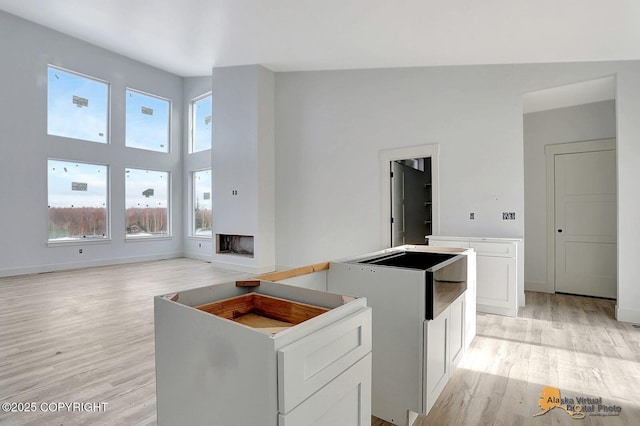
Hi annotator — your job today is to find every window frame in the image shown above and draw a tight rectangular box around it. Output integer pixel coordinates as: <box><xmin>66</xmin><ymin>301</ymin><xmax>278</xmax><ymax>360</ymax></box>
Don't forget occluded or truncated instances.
<box><xmin>124</xmin><ymin>167</ymin><xmax>172</xmax><ymax>239</ymax></box>
<box><xmin>191</xmin><ymin>169</ymin><xmax>212</xmax><ymax>238</ymax></box>
<box><xmin>47</xmin><ymin>65</ymin><xmax>111</xmax><ymax>144</ymax></box>
<box><xmin>47</xmin><ymin>158</ymin><xmax>111</xmax><ymax>245</ymax></box>
<box><xmin>189</xmin><ymin>92</ymin><xmax>212</xmax><ymax>154</ymax></box>
<box><xmin>125</xmin><ymin>87</ymin><xmax>172</xmax><ymax>153</ymax></box>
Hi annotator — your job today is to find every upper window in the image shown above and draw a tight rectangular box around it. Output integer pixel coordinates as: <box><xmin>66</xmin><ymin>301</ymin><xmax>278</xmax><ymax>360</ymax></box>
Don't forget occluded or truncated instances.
<box><xmin>192</xmin><ymin>169</ymin><xmax>212</xmax><ymax>237</ymax></box>
<box><xmin>125</xmin><ymin>168</ymin><xmax>170</xmax><ymax>237</ymax></box>
<box><xmin>48</xmin><ymin>159</ymin><xmax>108</xmax><ymax>241</ymax></box>
<box><xmin>126</xmin><ymin>89</ymin><xmax>170</xmax><ymax>153</ymax></box>
<box><xmin>47</xmin><ymin>66</ymin><xmax>109</xmax><ymax>143</ymax></box>
<box><xmin>190</xmin><ymin>93</ymin><xmax>212</xmax><ymax>153</ymax></box>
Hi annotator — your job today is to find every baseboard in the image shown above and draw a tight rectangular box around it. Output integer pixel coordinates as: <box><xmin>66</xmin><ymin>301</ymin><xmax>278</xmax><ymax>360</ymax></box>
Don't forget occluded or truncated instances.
<box><xmin>183</xmin><ymin>252</ymin><xmax>213</xmax><ymax>262</ymax></box>
<box><xmin>616</xmin><ymin>306</ymin><xmax>640</xmax><ymax>324</ymax></box>
<box><xmin>0</xmin><ymin>253</ymin><xmax>183</xmax><ymax>278</ymax></box>
<box><xmin>211</xmin><ymin>260</ymin><xmax>274</xmax><ymax>275</ymax></box>
<box><xmin>525</xmin><ymin>280</ymin><xmax>551</xmax><ymax>293</ymax></box>
<box><xmin>477</xmin><ymin>303</ymin><xmax>518</xmax><ymax>317</ymax></box>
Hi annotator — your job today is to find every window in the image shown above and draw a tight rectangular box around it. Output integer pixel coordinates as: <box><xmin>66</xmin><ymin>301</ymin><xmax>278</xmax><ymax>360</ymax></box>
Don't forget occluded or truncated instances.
<box><xmin>48</xmin><ymin>160</ymin><xmax>108</xmax><ymax>241</ymax></box>
<box><xmin>47</xmin><ymin>66</ymin><xmax>109</xmax><ymax>143</ymax></box>
<box><xmin>192</xmin><ymin>170</ymin><xmax>212</xmax><ymax>237</ymax></box>
<box><xmin>125</xmin><ymin>168</ymin><xmax>169</xmax><ymax>237</ymax></box>
<box><xmin>126</xmin><ymin>89</ymin><xmax>170</xmax><ymax>152</ymax></box>
<box><xmin>190</xmin><ymin>93</ymin><xmax>212</xmax><ymax>153</ymax></box>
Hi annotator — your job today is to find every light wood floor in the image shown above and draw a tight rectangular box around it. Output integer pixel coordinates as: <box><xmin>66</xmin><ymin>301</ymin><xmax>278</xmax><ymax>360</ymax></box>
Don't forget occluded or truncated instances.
<box><xmin>1</xmin><ymin>259</ymin><xmax>639</xmax><ymax>425</ymax></box>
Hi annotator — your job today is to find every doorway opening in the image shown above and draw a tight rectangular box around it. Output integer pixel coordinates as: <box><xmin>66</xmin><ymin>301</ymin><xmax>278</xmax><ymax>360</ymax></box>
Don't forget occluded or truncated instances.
<box><xmin>391</xmin><ymin>158</ymin><xmax>432</xmax><ymax>246</ymax></box>
<box><xmin>522</xmin><ymin>75</ymin><xmax>617</xmax><ymax>299</ymax></box>
<box><xmin>379</xmin><ymin>144</ymin><xmax>439</xmax><ymax>248</ymax></box>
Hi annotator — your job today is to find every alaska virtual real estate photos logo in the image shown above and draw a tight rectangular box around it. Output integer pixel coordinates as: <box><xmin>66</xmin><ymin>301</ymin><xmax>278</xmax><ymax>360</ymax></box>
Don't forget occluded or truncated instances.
<box><xmin>534</xmin><ymin>386</ymin><xmax>622</xmax><ymax>419</ymax></box>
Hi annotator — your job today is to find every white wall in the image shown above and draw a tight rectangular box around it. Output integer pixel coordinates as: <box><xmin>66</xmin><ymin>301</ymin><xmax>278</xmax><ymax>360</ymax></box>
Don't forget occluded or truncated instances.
<box><xmin>275</xmin><ymin>62</ymin><xmax>640</xmax><ymax>323</ymax></box>
<box><xmin>0</xmin><ymin>11</ymin><xmax>184</xmax><ymax>276</ymax></box>
<box><xmin>275</xmin><ymin>65</ymin><xmax>528</xmax><ymax>267</ymax></box>
<box><xmin>523</xmin><ymin>100</ymin><xmax>616</xmax><ymax>291</ymax></box>
<box><xmin>183</xmin><ymin>76</ymin><xmax>213</xmax><ymax>261</ymax></box>
<box><xmin>3</xmin><ymin>9</ymin><xmax>640</xmax><ymax>322</ymax></box>
<box><xmin>211</xmin><ymin>65</ymin><xmax>275</xmax><ymax>273</ymax></box>
<box><xmin>615</xmin><ymin>68</ymin><xmax>640</xmax><ymax>323</ymax></box>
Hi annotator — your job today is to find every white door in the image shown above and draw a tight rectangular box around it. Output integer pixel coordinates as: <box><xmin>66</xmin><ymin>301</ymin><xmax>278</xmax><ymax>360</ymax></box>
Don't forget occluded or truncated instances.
<box><xmin>391</xmin><ymin>162</ymin><xmax>405</xmax><ymax>246</ymax></box>
<box><xmin>554</xmin><ymin>150</ymin><xmax>616</xmax><ymax>298</ymax></box>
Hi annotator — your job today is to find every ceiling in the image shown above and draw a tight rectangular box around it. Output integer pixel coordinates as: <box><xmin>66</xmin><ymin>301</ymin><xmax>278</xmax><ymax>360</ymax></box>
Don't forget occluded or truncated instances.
<box><xmin>1</xmin><ymin>0</ymin><xmax>640</xmax><ymax>77</ymax></box>
<box><xmin>523</xmin><ymin>75</ymin><xmax>616</xmax><ymax>113</ymax></box>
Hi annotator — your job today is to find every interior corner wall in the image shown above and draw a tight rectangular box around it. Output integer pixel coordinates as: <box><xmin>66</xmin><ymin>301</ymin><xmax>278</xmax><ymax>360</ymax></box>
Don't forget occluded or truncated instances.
<box><xmin>0</xmin><ymin>11</ymin><xmax>184</xmax><ymax>276</ymax></box>
<box><xmin>523</xmin><ymin>100</ymin><xmax>616</xmax><ymax>291</ymax></box>
<box><xmin>274</xmin><ymin>61</ymin><xmax>640</xmax><ymax>323</ymax></box>
<box><xmin>614</xmin><ymin>69</ymin><xmax>640</xmax><ymax>323</ymax></box>
<box><xmin>183</xmin><ymin>76</ymin><xmax>213</xmax><ymax>262</ymax></box>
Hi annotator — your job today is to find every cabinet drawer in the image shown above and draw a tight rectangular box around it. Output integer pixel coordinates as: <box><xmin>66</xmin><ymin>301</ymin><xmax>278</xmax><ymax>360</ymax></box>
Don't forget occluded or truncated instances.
<box><xmin>278</xmin><ymin>354</ymin><xmax>372</xmax><ymax>426</ymax></box>
<box><xmin>428</xmin><ymin>239</ymin><xmax>470</xmax><ymax>249</ymax></box>
<box><xmin>469</xmin><ymin>241</ymin><xmax>515</xmax><ymax>257</ymax></box>
<box><xmin>277</xmin><ymin>308</ymin><xmax>372</xmax><ymax>414</ymax></box>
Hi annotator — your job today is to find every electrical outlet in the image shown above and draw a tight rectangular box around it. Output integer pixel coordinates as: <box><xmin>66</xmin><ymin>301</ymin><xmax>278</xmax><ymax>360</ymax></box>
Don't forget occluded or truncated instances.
<box><xmin>79</xmin><ymin>248</ymin><xmax>83</xmax><ymax>254</ymax></box>
<box><xmin>470</xmin><ymin>212</ymin><xmax>475</xmax><ymax>220</ymax></box>
<box><xmin>502</xmin><ymin>212</ymin><xmax>516</xmax><ymax>220</ymax></box>
<box><xmin>198</xmin><ymin>243</ymin><xmax>202</xmax><ymax>248</ymax></box>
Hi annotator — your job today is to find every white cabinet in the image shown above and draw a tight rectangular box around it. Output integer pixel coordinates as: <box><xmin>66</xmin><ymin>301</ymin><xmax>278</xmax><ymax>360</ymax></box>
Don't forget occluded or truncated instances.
<box><xmin>155</xmin><ymin>280</ymin><xmax>372</xmax><ymax>426</ymax></box>
<box><xmin>424</xmin><ymin>294</ymin><xmax>465</xmax><ymax>414</ymax></box>
<box><xmin>429</xmin><ymin>236</ymin><xmax>521</xmax><ymax>317</ymax></box>
<box><xmin>327</xmin><ymin>245</ymin><xmax>475</xmax><ymax>424</ymax></box>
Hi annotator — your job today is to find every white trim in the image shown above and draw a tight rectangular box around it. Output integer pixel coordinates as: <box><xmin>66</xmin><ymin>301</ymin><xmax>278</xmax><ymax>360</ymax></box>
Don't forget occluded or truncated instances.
<box><xmin>187</xmin><ymin>235</ymin><xmax>213</xmax><ymax>241</ymax></box>
<box><xmin>48</xmin><ymin>238</ymin><xmax>112</xmax><ymax>247</ymax></box>
<box><xmin>47</xmin><ymin>64</ymin><xmax>111</xmax><ymax>144</ymax></box>
<box><xmin>184</xmin><ymin>252</ymin><xmax>213</xmax><ymax>262</ymax></box>
<box><xmin>525</xmin><ymin>280</ymin><xmax>548</xmax><ymax>293</ymax></box>
<box><xmin>544</xmin><ymin>138</ymin><xmax>616</xmax><ymax>295</ymax></box>
<box><xmin>189</xmin><ymin>168</ymin><xmax>213</xmax><ymax>238</ymax></box>
<box><xmin>188</xmin><ymin>92</ymin><xmax>213</xmax><ymax>154</ymax></box>
<box><xmin>379</xmin><ymin>144</ymin><xmax>440</xmax><ymax>249</ymax></box>
<box><xmin>0</xmin><ymin>253</ymin><xmax>183</xmax><ymax>278</ymax></box>
<box><xmin>125</xmin><ymin>236</ymin><xmax>173</xmax><ymax>242</ymax></box>
<box><xmin>47</xmin><ymin>158</ymin><xmax>111</xmax><ymax>243</ymax></box>
<box><xmin>124</xmin><ymin>167</ymin><xmax>172</xmax><ymax>238</ymax></box>
<box><xmin>124</xmin><ymin>87</ymin><xmax>172</xmax><ymax>154</ymax></box>
<box><xmin>616</xmin><ymin>306</ymin><xmax>640</xmax><ymax>324</ymax></box>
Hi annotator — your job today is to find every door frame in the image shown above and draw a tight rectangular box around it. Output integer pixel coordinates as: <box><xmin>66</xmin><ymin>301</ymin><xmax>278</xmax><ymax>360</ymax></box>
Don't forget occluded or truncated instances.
<box><xmin>544</xmin><ymin>138</ymin><xmax>616</xmax><ymax>294</ymax></box>
<box><xmin>380</xmin><ymin>144</ymin><xmax>439</xmax><ymax>248</ymax></box>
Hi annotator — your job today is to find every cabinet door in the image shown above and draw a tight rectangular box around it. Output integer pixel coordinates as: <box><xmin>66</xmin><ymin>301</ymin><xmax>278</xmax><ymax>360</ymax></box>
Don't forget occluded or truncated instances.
<box><xmin>424</xmin><ymin>312</ymin><xmax>448</xmax><ymax>414</ymax></box>
<box><xmin>448</xmin><ymin>296</ymin><xmax>465</xmax><ymax>369</ymax></box>
<box><xmin>476</xmin><ymin>255</ymin><xmax>517</xmax><ymax>315</ymax></box>
<box><xmin>464</xmin><ymin>251</ymin><xmax>476</xmax><ymax>347</ymax></box>
<box><xmin>279</xmin><ymin>354</ymin><xmax>372</xmax><ymax>426</ymax></box>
